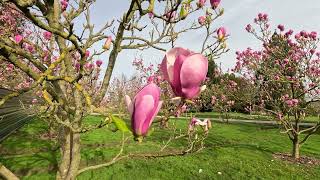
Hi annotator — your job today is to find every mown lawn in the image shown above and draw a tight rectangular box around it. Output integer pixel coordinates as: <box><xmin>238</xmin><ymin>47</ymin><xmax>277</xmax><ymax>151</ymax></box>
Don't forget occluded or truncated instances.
<box><xmin>193</xmin><ymin>111</ymin><xmax>320</xmax><ymax>122</ymax></box>
<box><xmin>1</xmin><ymin>115</ymin><xmax>320</xmax><ymax>180</ymax></box>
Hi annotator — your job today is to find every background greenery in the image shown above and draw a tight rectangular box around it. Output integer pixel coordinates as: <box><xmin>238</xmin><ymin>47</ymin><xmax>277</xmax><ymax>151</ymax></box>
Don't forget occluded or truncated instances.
<box><xmin>1</xmin><ymin>115</ymin><xmax>320</xmax><ymax>179</ymax></box>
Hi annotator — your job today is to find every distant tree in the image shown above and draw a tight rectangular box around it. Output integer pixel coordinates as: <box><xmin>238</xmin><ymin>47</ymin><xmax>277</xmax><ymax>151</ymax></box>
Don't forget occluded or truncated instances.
<box><xmin>0</xmin><ymin>0</ymin><xmax>227</xmax><ymax>179</ymax></box>
<box><xmin>235</xmin><ymin>13</ymin><xmax>320</xmax><ymax>159</ymax></box>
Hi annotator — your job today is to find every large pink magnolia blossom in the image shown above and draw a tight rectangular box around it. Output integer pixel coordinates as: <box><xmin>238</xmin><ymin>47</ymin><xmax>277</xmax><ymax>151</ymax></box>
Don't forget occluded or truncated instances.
<box><xmin>161</xmin><ymin>47</ymin><xmax>208</xmax><ymax>99</ymax></box>
<box><xmin>125</xmin><ymin>83</ymin><xmax>163</xmax><ymax>139</ymax></box>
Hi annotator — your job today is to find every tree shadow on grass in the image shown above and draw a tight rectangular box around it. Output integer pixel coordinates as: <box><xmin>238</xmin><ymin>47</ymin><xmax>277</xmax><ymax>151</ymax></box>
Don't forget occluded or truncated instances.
<box><xmin>204</xmin><ymin>135</ymin><xmax>275</xmax><ymax>155</ymax></box>
<box><xmin>16</xmin><ymin>151</ymin><xmax>58</xmax><ymax>177</ymax></box>
<box><xmin>1</xmin><ymin>139</ymin><xmax>59</xmax><ymax>177</ymax></box>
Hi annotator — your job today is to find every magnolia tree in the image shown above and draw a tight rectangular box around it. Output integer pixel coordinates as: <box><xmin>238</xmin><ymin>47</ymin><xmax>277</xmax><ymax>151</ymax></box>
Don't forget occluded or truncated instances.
<box><xmin>234</xmin><ymin>13</ymin><xmax>320</xmax><ymax>159</ymax></box>
<box><xmin>196</xmin><ymin>70</ymin><xmax>257</xmax><ymax>121</ymax></box>
<box><xmin>0</xmin><ymin>0</ymin><xmax>227</xmax><ymax>179</ymax></box>
<box><xmin>104</xmin><ymin>74</ymin><xmax>143</xmax><ymax>114</ymax></box>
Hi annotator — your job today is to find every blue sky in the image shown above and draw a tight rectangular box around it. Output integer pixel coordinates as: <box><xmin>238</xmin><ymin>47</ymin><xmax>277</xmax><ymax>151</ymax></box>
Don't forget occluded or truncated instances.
<box><xmin>83</xmin><ymin>0</ymin><xmax>320</xmax><ymax>78</ymax></box>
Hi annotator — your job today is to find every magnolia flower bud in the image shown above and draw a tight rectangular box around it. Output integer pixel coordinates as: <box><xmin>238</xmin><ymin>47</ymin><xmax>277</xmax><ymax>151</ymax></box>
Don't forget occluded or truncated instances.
<box><xmin>217</xmin><ymin>27</ymin><xmax>227</xmax><ymax>41</ymax></box>
<box><xmin>210</xmin><ymin>0</ymin><xmax>221</xmax><ymax>9</ymax></box>
<box><xmin>103</xmin><ymin>36</ymin><xmax>112</xmax><ymax>50</ymax></box>
<box><xmin>179</xmin><ymin>5</ymin><xmax>189</xmax><ymax>20</ymax></box>
<box><xmin>125</xmin><ymin>83</ymin><xmax>163</xmax><ymax>139</ymax></box>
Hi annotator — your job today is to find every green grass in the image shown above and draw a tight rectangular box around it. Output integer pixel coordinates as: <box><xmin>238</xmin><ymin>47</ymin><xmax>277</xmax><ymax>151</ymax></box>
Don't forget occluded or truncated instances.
<box><xmin>192</xmin><ymin>111</ymin><xmax>320</xmax><ymax>122</ymax></box>
<box><xmin>1</xmin><ymin>115</ymin><xmax>320</xmax><ymax>179</ymax></box>
<box><xmin>193</xmin><ymin>111</ymin><xmax>271</xmax><ymax>121</ymax></box>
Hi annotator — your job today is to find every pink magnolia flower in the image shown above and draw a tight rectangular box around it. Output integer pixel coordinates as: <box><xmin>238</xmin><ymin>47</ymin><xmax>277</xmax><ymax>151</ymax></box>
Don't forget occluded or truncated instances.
<box><xmin>61</xmin><ymin>0</ymin><xmax>68</xmax><ymax>11</ymax></box>
<box><xmin>292</xmin><ymin>99</ymin><xmax>299</xmax><ymax>104</ymax></box>
<box><xmin>210</xmin><ymin>0</ymin><xmax>221</xmax><ymax>9</ymax></box>
<box><xmin>277</xmin><ymin>112</ymin><xmax>283</xmax><ymax>120</ymax></box>
<box><xmin>309</xmin><ymin>82</ymin><xmax>316</xmax><ymax>88</ymax></box>
<box><xmin>75</xmin><ymin>63</ymin><xmax>80</xmax><ymax>71</ymax></box>
<box><xmin>277</xmin><ymin>24</ymin><xmax>285</xmax><ymax>31</ymax></box>
<box><xmin>160</xmin><ymin>47</ymin><xmax>208</xmax><ymax>99</ymax></box>
<box><xmin>14</xmin><ymin>34</ymin><xmax>23</xmax><ymax>44</ymax></box>
<box><xmin>310</xmin><ymin>31</ymin><xmax>317</xmax><ymax>40</ymax></box>
<box><xmin>285</xmin><ymin>99</ymin><xmax>299</xmax><ymax>107</ymax></box>
<box><xmin>283</xmin><ymin>58</ymin><xmax>289</xmax><ymax>66</ymax></box>
<box><xmin>103</xmin><ymin>36</ymin><xmax>112</xmax><ymax>50</ymax></box>
<box><xmin>198</xmin><ymin>16</ymin><xmax>206</xmax><ymax>25</ymax></box>
<box><xmin>156</xmin><ymin>75</ymin><xmax>162</xmax><ymax>82</ymax></box>
<box><xmin>96</xmin><ymin>60</ymin><xmax>103</xmax><ymax>67</ymax></box>
<box><xmin>6</xmin><ymin>64</ymin><xmax>14</xmax><ymax>73</ymax></box>
<box><xmin>147</xmin><ymin>76</ymin><xmax>154</xmax><ymax>83</ymax></box>
<box><xmin>188</xmin><ymin>117</ymin><xmax>212</xmax><ymax>133</ymax></box>
<box><xmin>300</xmin><ymin>30</ymin><xmax>308</xmax><ymax>38</ymax></box>
<box><xmin>262</xmin><ymin>14</ymin><xmax>268</xmax><ymax>21</ymax></box>
<box><xmin>229</xmin><ymin>80</ymin><xmax>237</xmax><ymax>88</ymax></box>
<box><xmin>274</xmin><ymin>74</ymin><xmax>280</xmax><ymax>80</ymax></box>
<box><xmin>266</xmin><ymin>24</ymin><xmax>270</xmax><ymax>29</ymax></box>
<box><xmin>84</xmin><ymin>63</ymin><xmax>94</xmax><ymax>70</ymax></box>
<box><xmin>32</xmin><ymin>99</ymin><xmax>38</xmax><ymax>104</ymax></box>
<box><xmin>181</xmin><ymin>104</ymin><xmax>187</xmax><ymax>113</ymax></box>
<box><xmin>43</xmin><ymin>31</ymin><xmax>52</xmax><ymax>40</ymax></box>
<box><xmin>125</xmin><ymin>83</ymin><xmax>163</xmax><ymax>139</ymax></box>
<box><xmin>217</xmin><ymin>27</ymin><xmax>226</xmax><ymax>41</ymax></box>
<box><xmin>165</xmin><ymin>11</ymin><xmax>176</xmax><ymax>19</ymax></box>
<box><xmin>85</xmin><ymin>50</ymin><xmax>90</xmax><ymax>58</ymax></box>
<box><xmin>197</xmin><ymin>0</ymin><xmax>206</xmax><ymax>8</ymax></box>
<box><xmin>294</xmin><ymin>33</ymin><xmax>301</xmax><ymax>39</ymax></box>
<box><xmin>148</xmin><ymin>12</ymin><xmax>154</xmax><ymax>19</ymax></box>
<box><xmin>245</xmin><ymin>24</ymin><xmax>252</xmax><ymax>32</ymax></box>
<box><xmin>26</xmin><ymin>44</ymin><xmax>35</xmax><ymax>53</ymax></box>
<box><xmin>221</xmin><ymin>94</ymin><xmax>227</xmax><ymax>101</ymax></box>
<box><xmin>285</xmin><ymin>29</ymin><xmax>294</xmax><ymax>37</ymax></box>
<box><xmin>310</xmin><ymin>49</ymin><xmax>315</xmax><ymax>55</ymax></box>
<box><xmin>211</xmin><ymin>96</ymin><xmax>217</xmax><ymax>104</ymax></box>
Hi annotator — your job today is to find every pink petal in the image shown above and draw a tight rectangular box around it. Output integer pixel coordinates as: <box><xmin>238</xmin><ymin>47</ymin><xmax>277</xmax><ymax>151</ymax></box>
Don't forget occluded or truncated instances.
<box><xmin>14</xmin><ymin>35</ymin><xmax>23</xmax><ymax>44</ymax></box>
<box><xmin>125</xmin><ymin>95</ymin><xmax>133</xmax><ymax>116</ymax></box>
<box><xmin>133</xmin><ymin>95</ymin><xmax>155</xmax><ymax>136</ymax></box>
<box><xmin>181</xmin><ymin>86</ymin><xmax>200</xmax><ymax>99</ymax></box>
<box><xmin>161</xmin><ymin>47</ymin><xmax>192</xmax><ymax>84</ymax></box>
<box><xmin>134</xmin><ymin>83</ymin><xmax>160</xmax><ymax>103</ymax></box>
<box><xmin>141</xmin><ymin>100</ymin><xmax>163</xmax><ymax>135</ymax></box>
<box><xmin>171</xmin><ymin>54</ymin><xmax>188</xmax><ymax>96</ymax></box>
<box><xmin>132</xmin><ymin>83</ymin><xmax>161</xmax><ymax>136</ymax></box>
<box><xmin>180</xmin><ymin>54</ymin><xmax>208</xmax><ymax>99</ymax></box>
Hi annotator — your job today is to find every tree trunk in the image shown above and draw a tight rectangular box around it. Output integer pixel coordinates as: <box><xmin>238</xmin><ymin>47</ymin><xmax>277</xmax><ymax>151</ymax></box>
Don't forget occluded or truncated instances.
<box><xmin>225</xmin><ymin>113</ymin><xmax>229</xmax><ymax>124</ymax></box>
<box><xmin>292</xmin><ymin>136</ymin><xmax>300</xmax><ymax>159</ymax></box>
<box><xmin>56</xmin><ymin>128</ymin><xmax>81</xmax><ymax>180</ymax></box>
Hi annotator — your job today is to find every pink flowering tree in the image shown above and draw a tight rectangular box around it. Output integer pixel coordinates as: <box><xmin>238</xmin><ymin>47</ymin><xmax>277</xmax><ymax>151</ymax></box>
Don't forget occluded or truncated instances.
<box><xmin>198</xmin><ymin>73</ymin><xmax>238</xmax><ymax>121</ymax></box>
<box><xmin>103</xmin><ymin>74</ymin><xmax>143</xmax><ymax>114</ymax></box>
<box><xmin>0</xmin><ymin>3</ymin><xmax>31</xmax><ymax>90</ymax></box>
<box><xmin>0</xmin><ymin>0</ymin><xmax>228</xmax><ymax>179</ymax></box>
<box><xmin>234</xmin><ymin>13</ymin><xmax>320</xmax><ymax>159</ymax></box>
